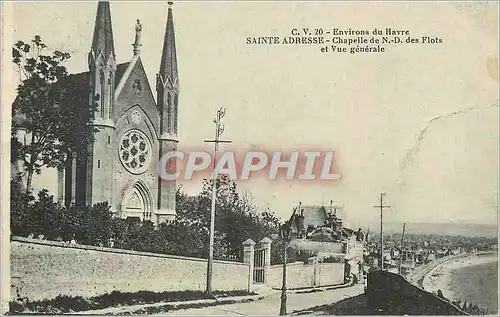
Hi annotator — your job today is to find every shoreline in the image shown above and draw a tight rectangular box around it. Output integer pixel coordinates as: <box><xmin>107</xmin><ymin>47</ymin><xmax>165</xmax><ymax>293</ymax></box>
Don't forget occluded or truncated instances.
<box><xmin>421</xmin><ymin>252</ymin><xmax>498</xmax><ymax>303</ymax></box>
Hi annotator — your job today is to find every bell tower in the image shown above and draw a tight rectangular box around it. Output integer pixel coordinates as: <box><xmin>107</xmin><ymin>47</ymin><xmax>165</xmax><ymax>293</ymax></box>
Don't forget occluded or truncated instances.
<box><xmin>156</xmin><ymin>1</ymin><xmax>179</xmax><ymax>222</ymax></box>
<box><xmin>77</xmin><ymin>1</ymin><xmax>116</xmax><ymax>206</ymax></box>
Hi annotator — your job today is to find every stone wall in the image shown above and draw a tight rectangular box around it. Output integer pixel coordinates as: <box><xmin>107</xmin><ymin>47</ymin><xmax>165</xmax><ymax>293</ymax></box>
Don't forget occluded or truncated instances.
<box><xmin>290</xmin><ymin>239</ymin><xmax>345</xmax><ymax>254</ymax></box>
<box><xmin>317</xmin><ymin>263</ymin><xmax>345</xmax><ymax>287</ymax></box>
<box><xmin>267</xmin><ymin>261</ymin><xmax>344</xmax><ymax>289</ymax></box>
<box><xmin>10</xmin><ymin>237</ymin><xmax>250</xmax><ymax>301</ymax></box>
<box><xmin>366</xmin><ymin>269</ymin><xmax>467</xmax><ymax>315</ymax></box>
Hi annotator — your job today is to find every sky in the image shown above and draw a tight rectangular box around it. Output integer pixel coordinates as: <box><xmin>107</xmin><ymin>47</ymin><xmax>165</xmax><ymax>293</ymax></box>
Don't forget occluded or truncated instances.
<box><xmin>2</xmin><ymin>1</ymin><xmax>498</xmax><ymax>229</ymax></box>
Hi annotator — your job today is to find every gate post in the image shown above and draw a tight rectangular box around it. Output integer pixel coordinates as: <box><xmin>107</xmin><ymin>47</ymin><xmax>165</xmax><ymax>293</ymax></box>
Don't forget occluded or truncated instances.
<box><xmin>260</xmin><ymin>237</ymin><xmax>272</xmax><ymax>284</ymax></box>
<box><xmin>309</xmin><ymin>256</ymin><xmax>319</xmax><ymax>287</ymax></box>
<box><xmin>242</xmin><ymin>238</ymin><xmax>255</xmax><ymax>292</ymax></box>
<box><xmin>314</xmin><ymin>257</ymin><xmax>319</xmax><ymax>287</ymax></box>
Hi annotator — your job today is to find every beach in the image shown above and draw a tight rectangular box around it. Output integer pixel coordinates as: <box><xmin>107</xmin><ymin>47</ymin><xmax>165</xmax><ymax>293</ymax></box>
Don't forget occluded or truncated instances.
<box><xmin>421</xmin><ymin>252</ymin><xmax>498</xmax><ymax>312</ymax></box>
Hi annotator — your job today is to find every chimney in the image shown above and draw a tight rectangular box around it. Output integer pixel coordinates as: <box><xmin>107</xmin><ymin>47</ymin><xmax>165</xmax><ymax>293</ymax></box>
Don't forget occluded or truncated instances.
<box><xmin>298</xmin><ymin>209</ymin><xmax>305</xmax><ymax>237</ymax></box>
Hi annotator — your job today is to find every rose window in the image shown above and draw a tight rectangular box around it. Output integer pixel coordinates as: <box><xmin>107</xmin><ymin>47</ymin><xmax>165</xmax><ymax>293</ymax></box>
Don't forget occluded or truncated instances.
<box><xmin>119</xmin><ymin>130</ymin><xmax>151</xmax><ymax>174</ymax></box>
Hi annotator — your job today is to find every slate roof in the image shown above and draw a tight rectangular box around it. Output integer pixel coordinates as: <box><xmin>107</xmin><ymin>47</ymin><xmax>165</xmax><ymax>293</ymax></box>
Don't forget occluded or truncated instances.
<box><xmin>288</xmin><ymin>204</ymin><xmax>362</xmax><ymax>240</ymax></box>
<box><xmin>12</xmin><ymin>62</ymin><xmax>130</xmax><ymax>124</ymax></box>
<box><xmin>342</xmin><ymin>227</ymin><xmax>355</xmax><ymax>237</ymax></box>
<box><xmin>115</xmin><ymin>62</ymin><xmax>130</xmax><ymax>86</ymax></box>
<box><xmin>57</xmin><ymin>61</ymin><xmax>129</xmax><ymax>106</ymax></box>
<box><xmin>300</xmin><ymin>205</ymin><xmax>329</xmax><ymax>228</ymax></box>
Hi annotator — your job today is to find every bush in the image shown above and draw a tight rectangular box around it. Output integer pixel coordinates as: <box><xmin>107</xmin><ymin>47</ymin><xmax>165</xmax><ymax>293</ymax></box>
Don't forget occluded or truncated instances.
<box><xmin>10</xmin><ymin>175</ymin><xmax>34</xmax><ymax>237</ymax></box>
<box><xmin>10</xmin><ymin>175</ymin><xmax>283</xmax><ymax>261</ymax></box>
<box><xmin>322</xmin><ymin>255</ymin><xmax>345</xmax><ymax>263</ymax></box>
<box><xmin>10</xmin><ymin>182</ymin><xmax>114</xmax><ymax>246</ymax></box>
<box><xmin>9</xmin><ymin>289</ymin><xmax>256</xmax><ymax>314</ymax></box>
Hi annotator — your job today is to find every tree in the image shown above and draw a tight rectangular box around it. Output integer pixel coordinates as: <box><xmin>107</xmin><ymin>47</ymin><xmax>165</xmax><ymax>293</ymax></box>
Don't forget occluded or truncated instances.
<box><xmin>12</xmin><ymin>35</ymin><xmax>92</xmax><ymax>194</ymax></box>
<box><xmin>201</xmin><ymin>175</ymin><xmax>281</xmax><ymax>255</ymax></box>
<box><xmin>176</xmin><ymin>175</ymin><xmax>282</xmax><ymax>259</ymax></box>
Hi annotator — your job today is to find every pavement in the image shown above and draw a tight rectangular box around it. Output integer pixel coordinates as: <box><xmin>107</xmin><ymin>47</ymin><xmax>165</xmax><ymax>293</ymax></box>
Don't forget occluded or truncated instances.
<box><xmin>155</xmin><ymin>284</ymin><xmax>364</xmax><ymax>316</ymax></box>
<box><xmin>75</xmin><ymin>284</ymin><xmax>363</xmax><ymax>315</ymax></box>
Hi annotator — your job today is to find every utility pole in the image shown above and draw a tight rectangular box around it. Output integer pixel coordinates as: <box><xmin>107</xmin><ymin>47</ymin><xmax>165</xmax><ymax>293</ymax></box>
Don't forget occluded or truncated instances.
<box><xmin>399</xmin><ymin>222</ymin><xmax>406</xmax><ymax>275</ymax></box>
<box><xmin>373</xmin><ymin>193</ymin><xmax>390</xmax><ymax>270</ymax></box>
<box><xmin>204</xmin><ymin>107</ymin><xmax>231</xmax><ymax>295</ymax></box>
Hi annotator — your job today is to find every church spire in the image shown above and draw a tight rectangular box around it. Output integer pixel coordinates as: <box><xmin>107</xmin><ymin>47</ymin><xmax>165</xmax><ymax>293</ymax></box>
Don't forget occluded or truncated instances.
<box><xmin>87</xmin><ymin>0</ymin><xmax>116</xmax><ymax>123</ymax></box>
<box><xmin>157</xmin><ymin>1</ymin><xmax>180</xmax><ymax>137</ymax></box>
<box><xmin>91</xmin><ymin>1</ymin><xmax>115</xmax><ymax>62</ymax></box>
<box><xmin>159</xmin><ymin>1</ymin><xmax>178</xmax><ymax>86</ymax></box>
<box><xmin>156</xmin><ymin>1</ymin><xmax>180</xmax><ymax>223</ymax></box>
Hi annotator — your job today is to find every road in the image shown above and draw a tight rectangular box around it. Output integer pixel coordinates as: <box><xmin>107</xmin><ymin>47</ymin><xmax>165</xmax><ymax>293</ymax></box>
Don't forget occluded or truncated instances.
<box><xmin>157</xmin><ymin>284</ymin><xmax>364</xmax><ymax>316</ymax></box>
<box><xmin>406</xmin><ymin>254</ymin><xmax>459</xmax><ymax>286</ymax></box>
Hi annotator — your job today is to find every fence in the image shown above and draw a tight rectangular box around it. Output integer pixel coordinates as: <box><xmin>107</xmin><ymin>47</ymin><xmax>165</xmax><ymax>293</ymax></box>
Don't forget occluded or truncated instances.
<box><xmin>214</xmin><ymin>254</ymin><xmax>241</xmax><ymax>262</ymax></box>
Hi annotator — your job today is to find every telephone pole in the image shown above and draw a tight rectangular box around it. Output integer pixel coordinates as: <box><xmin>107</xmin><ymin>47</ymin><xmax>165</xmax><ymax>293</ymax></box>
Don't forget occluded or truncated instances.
<box><xmin>399</xmin><ymin>222</ymin><xmax>406</xmax><ymax>275</ymax></box>
<box><xmin>204</xmin><ymin>107</ymin><xmax>231</xmax><ymax>295</ymax></box>
<box><xmin>373</xmin><ymin>193</ymin><xmax>390</xmax><ymax>270</ymax></box>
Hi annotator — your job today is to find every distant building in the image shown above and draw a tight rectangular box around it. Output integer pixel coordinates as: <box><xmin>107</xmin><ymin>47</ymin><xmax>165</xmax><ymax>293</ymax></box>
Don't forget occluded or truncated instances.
<box><xmin>289</xmin><ymin>204</ymin><xmax>344</xmax><ymax>239</ymax></box>
<box><xmin>288</xmin><ymin>202</ymin><xmax>365</xmax><ymax>282</ymax></box>
<box><xmin>400</xmin><ymin>249</ymin><xmax>416</xmax><ymax>275</ymax></box>
<box><xmin>451</xmin><ymin>247</ymin><xmax>461</xmax><ymax>255</ymax></box>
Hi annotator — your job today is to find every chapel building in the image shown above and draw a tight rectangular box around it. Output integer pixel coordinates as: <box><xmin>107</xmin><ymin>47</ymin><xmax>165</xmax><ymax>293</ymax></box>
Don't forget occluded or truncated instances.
<box><xmin>55</xmin><ymin>1</ymin><xmax>180</xmax><ymax>224</ymax></box>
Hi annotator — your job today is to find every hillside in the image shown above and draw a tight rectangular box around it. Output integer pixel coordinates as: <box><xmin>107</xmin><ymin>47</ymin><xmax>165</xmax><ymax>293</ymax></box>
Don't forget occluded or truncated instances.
<box><xmin>363</xmin><ymin>222</ymin><xmax>498</xmax><ymax>238</ymax></box>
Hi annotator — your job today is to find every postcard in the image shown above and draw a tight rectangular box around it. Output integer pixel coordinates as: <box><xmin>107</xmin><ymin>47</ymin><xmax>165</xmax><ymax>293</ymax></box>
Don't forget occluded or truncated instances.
<box><xmin>1</xmin><ymin>1</ymin><xmax>498</xmax><ymax>315</ymax></box>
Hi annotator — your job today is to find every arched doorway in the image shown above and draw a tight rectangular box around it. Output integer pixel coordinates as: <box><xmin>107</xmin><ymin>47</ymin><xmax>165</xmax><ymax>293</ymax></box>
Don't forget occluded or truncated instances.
<box><xmin>122</xmin><ymin>181</ymin><xmax>153</xmax><ymax>221</ymax></box>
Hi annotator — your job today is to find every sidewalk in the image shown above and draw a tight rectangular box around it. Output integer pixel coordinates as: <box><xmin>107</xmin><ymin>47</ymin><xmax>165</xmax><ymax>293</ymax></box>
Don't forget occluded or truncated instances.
<box><xmin>158</xmin><ymin>284</ymin><xmax>364</xmax><ymax>316</ymax></box>
<box><xmin>74</xmin><ymin>289</ymin><xmax>277</xmax><ymax>315</ymax></box>
<box><xmin>74</xmin><ymin>283</ymin><xmax>351</xmax><ymax>315</ymax></box>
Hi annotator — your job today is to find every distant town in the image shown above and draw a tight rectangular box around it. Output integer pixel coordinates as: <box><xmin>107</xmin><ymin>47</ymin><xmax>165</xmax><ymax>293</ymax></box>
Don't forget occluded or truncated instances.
<box><xmin>365</xmin><ymin>232</ymin><xmax>498</xmax><ymax>275</ymax></box>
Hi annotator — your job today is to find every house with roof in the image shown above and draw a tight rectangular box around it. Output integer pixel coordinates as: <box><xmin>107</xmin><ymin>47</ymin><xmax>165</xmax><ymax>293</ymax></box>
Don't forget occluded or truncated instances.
<box><xmin>288</xmin><ymin>202</ymin><xmax>366</xmax><ymax>282</ymax></box>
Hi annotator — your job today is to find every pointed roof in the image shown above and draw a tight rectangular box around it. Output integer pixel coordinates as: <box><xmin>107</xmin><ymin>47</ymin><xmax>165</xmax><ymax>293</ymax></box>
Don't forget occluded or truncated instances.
<box><xmin>91</xmin><ymin>1</ymin><xmax>115</xmax><ymax>60</ymax></box>
<box><xmin>299</xmin><ymin>205</ymin><xmax>329</xmax><ymax>228</ymax></box>
<box><xmin>159</xmin><ymin>3</ymin><xmax>178</xmax><ymax>84</ymax></box>
<box><xmin>242</xmin><ymin>238</ymin><xmax>255</xmax><ymax>246</ymax></box>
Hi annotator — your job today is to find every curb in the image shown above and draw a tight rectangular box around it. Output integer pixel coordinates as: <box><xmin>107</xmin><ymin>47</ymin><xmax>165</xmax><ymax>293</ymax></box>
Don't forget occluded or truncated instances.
<box><xmin>272</xmin><ymin>283</ymin><xmax>351</xmax><ymax>294</ymax></box>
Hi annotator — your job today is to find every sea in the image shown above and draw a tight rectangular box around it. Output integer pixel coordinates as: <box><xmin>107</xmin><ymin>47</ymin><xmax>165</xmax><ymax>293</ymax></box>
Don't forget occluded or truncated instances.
<box><xmin>448</xmin><ymin>260</ymin><xmax>498</xmax><ymax>314</ymax></box>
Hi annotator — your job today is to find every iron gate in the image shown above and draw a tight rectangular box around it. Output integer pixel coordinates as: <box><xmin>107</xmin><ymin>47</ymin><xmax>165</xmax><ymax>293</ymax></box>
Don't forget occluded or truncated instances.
<box><xmin>253</xmin><ymin>243</ymin><xmax>266</xmax><ymax>283</ymax></box>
